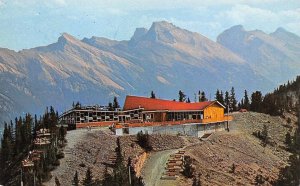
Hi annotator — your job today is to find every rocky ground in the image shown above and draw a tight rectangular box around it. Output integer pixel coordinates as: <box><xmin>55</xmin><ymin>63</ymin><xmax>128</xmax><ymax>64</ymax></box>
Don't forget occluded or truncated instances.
<box><xmin>45</xmin><ymin>128</ymin><xmax>185</xmax><ymax>185</ymax></box>
<box><xmin>174</xmin><ymin>112</ymin><xmax>295</xmax><ymax>186</ymax></box>
<box><xmin>45</xmin><ymin>112</ymin><xmax>295</xmax><ymax>186</ymax></box>
<box><xmin>45</xmin><ymin>128</ymin><xmax>117</xmax><ymax>185</ymax></box>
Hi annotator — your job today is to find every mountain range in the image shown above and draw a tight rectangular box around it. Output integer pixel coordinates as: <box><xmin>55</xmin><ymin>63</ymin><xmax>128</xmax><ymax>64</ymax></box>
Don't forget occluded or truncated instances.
<box><xmin>1</xmin><ymin>21</ymin><xmax>300</xmax><ymax>125</ymax></box>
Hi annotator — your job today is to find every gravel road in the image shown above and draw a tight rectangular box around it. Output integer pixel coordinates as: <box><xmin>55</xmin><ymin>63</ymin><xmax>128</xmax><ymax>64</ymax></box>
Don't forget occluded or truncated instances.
<box><xmin>142</xmin><ymin>149</ymin><xmax>179</xmax><ymax>186</ymax></box>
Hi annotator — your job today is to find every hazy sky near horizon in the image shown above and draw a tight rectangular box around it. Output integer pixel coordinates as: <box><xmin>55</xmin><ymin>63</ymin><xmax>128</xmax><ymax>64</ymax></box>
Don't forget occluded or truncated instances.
<box><xmin>0</xmin><ymin>0</ymin><xmax>299</xmax><ymax>51</ymax></box>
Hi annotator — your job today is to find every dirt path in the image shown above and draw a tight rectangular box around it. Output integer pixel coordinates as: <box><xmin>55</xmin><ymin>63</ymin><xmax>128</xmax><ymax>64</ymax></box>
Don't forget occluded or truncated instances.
<box><xmin>142</xmin><ymin>149</ymin><xmax>179</xmax><ymax>186</ymax></box>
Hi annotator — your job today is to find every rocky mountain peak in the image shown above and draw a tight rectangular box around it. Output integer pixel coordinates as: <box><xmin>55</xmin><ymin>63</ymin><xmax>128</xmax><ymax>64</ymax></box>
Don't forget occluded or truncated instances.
<box><xmin>273</xmin><ymin>27</ymin><xmax>288</xmax><ymax>34</ymax></box>
<box><xmin>229</xmin><ymin>25</ymin><xmax>245</xmax><ymax>31</ymax></box>
<box><xmin>150</xmin><ymin>21</ymin><xmax>176</xmax><ymax>30</ymax></box>
<box><xmin>130</xmin><ymin>27</ymin><xmax>148</xmax><ymax>42</ymax></box>
<box><xmin>142</xmin><ymin>21</ymin><xmax>179</xmax><ymax>43</ymax></box>
<box><xmin>57</xmin><ymin>33</ymin><xmax>79</xmax><ymax>45</ymax></box>
<box><xmin>217</xmin><ymin>25</ymin><xmax>248</xmax><ymax>49</ymax></box>
<box><xmin>271</xmin><ymin>27</ymin><xmax>300</xmax><ymax>41</ymax></box>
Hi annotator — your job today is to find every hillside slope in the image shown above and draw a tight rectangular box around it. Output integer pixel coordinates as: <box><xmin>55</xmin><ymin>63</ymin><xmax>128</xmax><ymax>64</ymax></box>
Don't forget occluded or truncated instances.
<box><xmin>170</xmin><ymin>112</ymin><xmax>294</xmax><ymax>185</ymax></box>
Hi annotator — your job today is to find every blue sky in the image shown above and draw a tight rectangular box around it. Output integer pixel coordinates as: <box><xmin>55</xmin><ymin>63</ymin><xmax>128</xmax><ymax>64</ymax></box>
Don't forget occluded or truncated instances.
<box><xmin>0</xmin><ymin>0</ymin><xmax>299</xmax><ymax>51</ymax></box>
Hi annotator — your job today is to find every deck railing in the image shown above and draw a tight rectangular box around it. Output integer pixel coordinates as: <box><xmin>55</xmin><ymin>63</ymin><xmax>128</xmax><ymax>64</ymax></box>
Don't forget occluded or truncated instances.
<box><xmin>115</xmin><ymin>115</ymin><xmax>233</xmax><ymax>128</ymax></box>
<box><xmin>75</xmin><ymin>115</ymin><xmax>234</xmax><ymax>129</ymax></box>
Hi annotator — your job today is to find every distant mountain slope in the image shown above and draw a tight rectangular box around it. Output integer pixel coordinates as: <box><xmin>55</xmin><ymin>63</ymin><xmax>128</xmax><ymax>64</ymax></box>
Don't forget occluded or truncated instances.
<box><xmin>0</xmin><ymin>21</ymin><xmax>299</xmax><ymax>126</ymax></box>
<box><xmin>83</xmin><ymin>21</ymin><xmax>271</xmax><ymax>95</ymax></box>
<box><xmin>217</xmin><ymin>25</ymin><xmax>300</xmax><ymax>84</ymax></box>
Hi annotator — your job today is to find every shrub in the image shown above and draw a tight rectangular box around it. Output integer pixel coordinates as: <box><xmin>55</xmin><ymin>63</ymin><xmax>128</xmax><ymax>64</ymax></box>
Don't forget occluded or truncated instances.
<box><xmin>137</xmin><ymin>131</ymin><xmax>152</xmax><ymax>151</ymax></box>
<box><xmin>229</xmin><ymin>163</ymin><xmax>236</xmax><ymax>173</ymax></box>
<box><xmin>255</xmin><ymin>174</ymin><xmax>265</xmax><ymax>184</ymax></box>
<box><xmin>79</xmin><ymin>163</ymin><xmax>86</xmax><ymax>167</ymax></box>
<box><xmin>56</xmin><ymin>152</ymin><xmax>65</xmax><ymax>159</ymax></box>
<box><xmin>182</xmin><ymin>156</ymin><xmax>194</xmax><ymax>178</ymax></box>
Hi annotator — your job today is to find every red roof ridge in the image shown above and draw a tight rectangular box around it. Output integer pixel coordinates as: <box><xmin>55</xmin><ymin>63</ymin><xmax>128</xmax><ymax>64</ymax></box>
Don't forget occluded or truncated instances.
<box><xmin>123</xmin><ymin>95</ymin><xmax>219</xmax><ymax>111</ymax></box>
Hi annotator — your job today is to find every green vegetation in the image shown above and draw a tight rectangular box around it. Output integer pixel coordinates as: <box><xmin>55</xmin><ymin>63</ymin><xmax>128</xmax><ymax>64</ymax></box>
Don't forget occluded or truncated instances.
<box><xmin>82</xmin><ymin>167</ymin><xmax>94</xmax><ymax>186</ymax></box>
<box><xmin>182</xmin><ymin>155</ymin><xmax>194</xmax><ymax>178</ymax></box>
<box><xmin>179</xmin><ymin>90</ymin><xmax>186</xmax><ymax>102</ymax></box>
<box><xmin>285</xmin><ymin>132</ymin><xmax>292</xmax><ymax>148</ymax></box>
<box><xmin>252</xmin><ymin>124</ymin><xmax>269</xmax><ymax>147</ymax></box>
<box><xmin>113</xmin><ymin>96</ymin><xmax>120</xmax><ymax>110</ymax></box>
<box><xmin>73</xmin><ymin>171</ymin><xmax>79</xmax><ymax>186</ymax></box>
<box><xmin>275</xmin><ymin>109</ymin><xmax>300</xmax><ymax>186</ymax></box>
<box><xmin>101</xmin><ymin>137</ymin><xmax>144</xmax><ymax>186</ymax></box>
<box><xmin>0</xmin><ymin>106</ymin><xmax>66</xmax><ymax>186</ymax></box>
<box><xmin>215</xmin><ymin>89</ymin><xmax>224</xmax><ymax>105</ymax></box>
<box><xmin>192</xmin><ymin>174</ymin><xmax>201</xmax><ymax>186</ymax></box>
<box><xmin>150</xmin><ymin>91</ymin><xmax>156</xmax><ymax>99</ymax></box>
<box><xmin>137</xmin><ymin>131</ymin><xmax>152</xmax><ymax>152</ymax></box>
<box><xmin>229</xmin><ymin>163</ymin><xmax>236</xmax><ymax>174</ymax></box>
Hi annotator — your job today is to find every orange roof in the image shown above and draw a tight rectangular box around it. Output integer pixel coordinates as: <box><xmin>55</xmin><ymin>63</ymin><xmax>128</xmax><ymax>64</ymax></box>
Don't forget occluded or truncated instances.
<box><xmin>123</xmin><ymin>95</ymin><xmax>219</xmax><ymax>111</ymax></box>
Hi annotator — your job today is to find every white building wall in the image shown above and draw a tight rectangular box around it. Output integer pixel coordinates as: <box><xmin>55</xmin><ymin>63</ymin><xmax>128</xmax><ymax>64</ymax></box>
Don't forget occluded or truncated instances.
<box><xmin>116</xmin><ymin>122</ymin><xmax>227</xmax><ymax>137</ymax></box>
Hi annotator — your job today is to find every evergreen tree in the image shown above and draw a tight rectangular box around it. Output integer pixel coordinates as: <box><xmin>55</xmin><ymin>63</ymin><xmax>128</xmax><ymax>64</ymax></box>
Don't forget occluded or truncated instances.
<box><xmin>59</xmin><ymin>125</ymin><xmax>66</xmax><ymax>145</ymax></box>
<box><xmin>108</xmin><ymin>102</ymin><xmax>114</xmax><ymax>111</ymax></box>
<box><xmin>244</xmin><ymin>90</ymin><xmax>250</xmax><ymax>110</ymax></box>
<box><xmin>73</xmin><ymin>171</ymin><xmax>79</xmax><ymax>186</ymax></box>
<box><xmin>219</xmin><ymin>91</ymin><xmax>224</xmax><ymax>105</ymax></box>
<box><xmin>150</xmin><ymin>91</ymin><xmax>156</xmax><ymax>99</ymax></box>
<box><xmin>215</xmin><ymin>89</ymin><xmax>221</xmax><ymax>103</ymax></box>
<box><xmin>179</xmin><ymin>90</ymin><xmax>186</xmax><ymax>102</ymax></box>
<box><xmin>102</xmin><ymin>166</ymin><xmax>113</xmax><ymax>186</ymax></box>
<box><xmin>114</xmin><ymin>137</ymin><xmax>130</xmax><ymax>185</ymax></box>
<box><xmin>224</xmin><ymin>91</ymin><xmax>230</xmax><ymax>112</ymax></box>
<box><xmin>113</xmin><ymin>97</ymin><xmax>120</xmax><ymax>110</ymax></box>
<box><xmin>239</xmin><ymin>98</ymin><xmax>244</xmax><ymax>110</ymax></box>
<box><xmin>200</xmin><ymin>91</ymin><xmax>207</xmax><ymax>102</ymax></box>
<box><xmin>285</xmin><ymin>132</ymin><xmax>292</xmax><ymax>148</ymax></box>
<box><xmin>230</xmin><ymin>87</ymin><xmax>237</xmax><ymax>112</ymax></box>
<box><xmin>55</xmin><ymin>176</ymin><xmax>61</xmax><ymax>186</ymax></box>
<box><xmin>137</xmin><ymin>131</ymin><xmax>152</xmax><ymax>152</ymax></box>
<box><xmin>183</xmin><ymin>156</ymin><xmax>194</xmax><ymax>178</ymax></box>
<box><xmin>198</xmin><ymin>91</ymin><xmax>201</xmax><ymax>102</ymax></box>
<box><xmin>0</xmin><ymin>123</ymin><xmax>13</xmax><ymax>168</ymax></box>
<box><xmin>192</xmin><ymin>174</ymin><xmax>201</xmax><ymax>186</ymax></box>
<box><xmin>250</xmin><ymin>91</ymin><xmax>263</xmax><ymax>112</ymax></box>
<box><xmin>275</xmin><ymin>108</ymin><xmax>300</xmax><ymax>186</ymax></box>
<box><xmin>82</xmin><ymin>167</ymin><xmax>93</xmax><ymax>186</ymax></box>
<box><xmin>262</xmin><ymin>93</ymin><xmax>281</xmax><ymax>115</ymax></box>
<box><xmin>261</xmin><ymin>124</ymin><xmax>269</xmax><ymax>147</ymax></box>
<box><xmin>75</xmin><ymin>101</ymin><xmax>81</xmax><ymax>109</ymax></box>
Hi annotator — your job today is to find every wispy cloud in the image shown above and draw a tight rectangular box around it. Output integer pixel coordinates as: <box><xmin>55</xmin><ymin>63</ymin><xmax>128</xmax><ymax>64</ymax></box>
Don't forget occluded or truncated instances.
<box><xmin>106</xmin><ymin>8</ymin><xmax>128</xmax><ymax>16</ymax></box>
<box><xmin>216</xmin><ymin>5</ymin><xmax>277</xmax><ymax>24</ymax></box>
<box><xmin>0</xmin><ymin>0</ymin><xmax>4</xmax><ymax>7</ymax></box>
<box><xmin>1</xmin><ymin>0</ymin><xmax>300</xmax><ymax>50</ymax></box>
<box><xmin>53</xmin><ymin>0</ymin><xmax>66</xmax><ymax>6</ymax></box>
<box><xmin>60</xmin><ymin>0</ymin><xmax>298</xmax><ymax>10</ymax></box>
<box><xmin>215</xmin><ymin>4</ymin><xmax>300</xmax><ymax>34</ymax></box>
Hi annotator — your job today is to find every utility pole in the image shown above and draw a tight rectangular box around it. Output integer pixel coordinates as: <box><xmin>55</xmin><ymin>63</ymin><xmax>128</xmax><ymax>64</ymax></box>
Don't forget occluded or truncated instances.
<box><xmin>33</xmin><ymin>170</ymin><xmax>36</xmax><ymax>186</ymax></box>
<box><xmin>227</xmin><ymin>105</ymin><xmax>229</xmax><ymax>132</ymax></box>
<box><xmin>128</xmin><ymin>166</ymin><xmax>131</xmax><ymax>185</ymax></box>
<box><xmin>20</xmin><ymin>168</ymin><xmax>23</xmax><ymax>186</ymax></box>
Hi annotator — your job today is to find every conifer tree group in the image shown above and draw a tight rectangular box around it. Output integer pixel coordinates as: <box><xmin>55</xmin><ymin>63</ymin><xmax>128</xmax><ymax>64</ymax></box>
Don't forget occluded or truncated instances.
<box><xmin>100</xmin><ymin>137</ymin><xmax>144</xmax><ymax>186</ymax></box>
<box><xmin>0</xmin><ymin>106</ymin><xmax>64</xmax><ymax>186</ymax></box>
<box><xmin>275</xmin><ymin>106</ymin><xmax>300</xmax><ymax>186</ymax></box>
